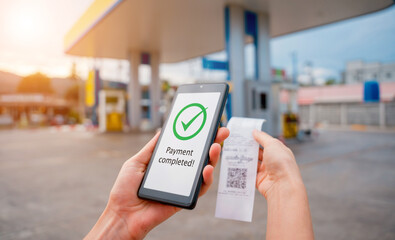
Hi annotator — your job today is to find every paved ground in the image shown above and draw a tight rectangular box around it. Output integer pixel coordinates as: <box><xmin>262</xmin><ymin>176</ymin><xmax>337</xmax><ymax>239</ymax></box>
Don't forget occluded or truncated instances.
<box><xmin>0</xmin><ymin>128</ymin><xmax>394</xmax><ymax>239</ymax></box>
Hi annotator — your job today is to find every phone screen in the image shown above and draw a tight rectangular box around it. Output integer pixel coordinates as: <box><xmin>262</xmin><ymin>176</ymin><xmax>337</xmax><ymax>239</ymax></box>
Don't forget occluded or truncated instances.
<box><xmin>143</xmin><ymin>92</ymin><xmax>221</xmax><ymax>196</ymax></box>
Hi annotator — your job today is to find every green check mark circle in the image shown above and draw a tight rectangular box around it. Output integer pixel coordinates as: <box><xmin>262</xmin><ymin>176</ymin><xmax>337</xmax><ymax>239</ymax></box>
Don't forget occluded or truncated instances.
<box><xmin>173</xmin><ymin>103</ymin><xmax>207</xmax><ymax>141</ymax></box>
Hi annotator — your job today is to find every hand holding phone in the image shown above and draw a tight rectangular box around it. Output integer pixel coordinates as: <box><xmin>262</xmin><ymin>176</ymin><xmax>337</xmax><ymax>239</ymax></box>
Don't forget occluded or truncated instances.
<box><xmin>85</xmin><ymin>127</ymin><xmax>229</xmax><ymax>240</ymax></box>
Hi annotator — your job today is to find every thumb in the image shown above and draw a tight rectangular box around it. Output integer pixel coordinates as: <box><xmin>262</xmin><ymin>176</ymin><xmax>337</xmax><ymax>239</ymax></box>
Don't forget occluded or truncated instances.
<box><xmin>253</xmin><ymin>129</ymin><xmax>274</xmax><ymax>147</ymax></box>
<box><xmin>134</xmin><ymin>131</ymin><xmax>160</xmax><ymax>164</ymax></box>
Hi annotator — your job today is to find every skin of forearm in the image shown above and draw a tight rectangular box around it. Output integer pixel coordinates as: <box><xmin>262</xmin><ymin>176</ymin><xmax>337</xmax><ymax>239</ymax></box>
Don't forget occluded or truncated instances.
<box><xmin>265</xmin><ymin>180</ymin><xmax>314</xmax><ymax>240</ymax></box>
<box><xmin>84</xmin><ymin>207</ymin><xmax>134</xmax><ymax>240</ymax></box>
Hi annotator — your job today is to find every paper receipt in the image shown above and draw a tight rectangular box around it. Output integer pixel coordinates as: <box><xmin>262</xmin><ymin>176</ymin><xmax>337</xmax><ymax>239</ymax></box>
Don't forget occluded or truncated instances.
<box><xmin>215</xmin><ymin>117</ymin><xmax>265</xmax><ymax>222</ymax></box>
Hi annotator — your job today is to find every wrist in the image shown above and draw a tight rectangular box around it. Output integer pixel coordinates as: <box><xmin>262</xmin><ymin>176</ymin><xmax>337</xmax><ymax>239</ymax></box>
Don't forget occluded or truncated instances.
<box><xmin>265</xmin><ymin>175</ymin><xmax>306</xmax><ymax>203</ymax></box>
<box><xmin>84</xmin><ymin>206</ymin><xmax>135</xmax><ymax>240</ymax></box>
<box><xmin>264</xmin><ymin>175</ymin><xmax>314</xmax><ymax>240</ymax></box>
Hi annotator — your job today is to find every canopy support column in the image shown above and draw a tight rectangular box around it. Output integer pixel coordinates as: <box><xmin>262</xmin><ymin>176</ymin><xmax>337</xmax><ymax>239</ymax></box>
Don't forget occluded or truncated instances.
<box><xmin>228</xmin><ymin>4</ymin><xmax>245</xmax><ymax>117</ymax></box>
<box><xmin>150</xmin><ymin>52</ymin><xmax>161</xmax><ymax>129</ymax></box>
<box><xmin>128</xmin><ymin>51</ymin><xmax>141</xmax><ymax>130</ymax></box>
<box><xmin>257</xmin><ymin>12</ymin><xmax>271</xmax><ymax>82</ymax></box>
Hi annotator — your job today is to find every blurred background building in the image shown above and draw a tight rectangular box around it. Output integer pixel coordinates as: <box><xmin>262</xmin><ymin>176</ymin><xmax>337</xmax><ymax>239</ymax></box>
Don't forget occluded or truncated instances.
<box><xmin>344</xmin><ymin>60</ymin><xmax>395</xmax><ymax>84</ymax></box>
<box><xmin>0</xmin><ymin>71</ymin><xmax>79</xmax><ymax>127</ymax></box>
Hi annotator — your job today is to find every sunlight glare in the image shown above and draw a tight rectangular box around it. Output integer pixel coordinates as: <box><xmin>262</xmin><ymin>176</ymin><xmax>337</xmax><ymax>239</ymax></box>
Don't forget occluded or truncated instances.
<box><xmin>6</xmin><ymin>3</ymin><xmax>45</xmax><ymax>45</ymax></box>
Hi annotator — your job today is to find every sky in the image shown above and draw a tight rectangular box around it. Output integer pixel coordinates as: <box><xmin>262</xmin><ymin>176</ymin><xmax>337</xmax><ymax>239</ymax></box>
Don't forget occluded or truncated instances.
<box><xmin>270</xmin><ymin>5</ymin><xmax>395</xmax><ymax>84</ymax></box>
<box><xmin>0</xmin><ymin>0</ymin><xmax>394</xmax><ymax>84</ymax></box>
<box><xmin>0</xmin><ymin>0</ymin><xmax>96</xmax><ymax>77</ymax></box>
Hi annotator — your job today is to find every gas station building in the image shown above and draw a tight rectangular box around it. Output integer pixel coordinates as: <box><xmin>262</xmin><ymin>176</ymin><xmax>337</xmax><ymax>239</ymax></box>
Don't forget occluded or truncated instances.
<box><xmin>64</xmin><ymin>0</ymin><xmax>393</xmax><ymax>135</ymax></box>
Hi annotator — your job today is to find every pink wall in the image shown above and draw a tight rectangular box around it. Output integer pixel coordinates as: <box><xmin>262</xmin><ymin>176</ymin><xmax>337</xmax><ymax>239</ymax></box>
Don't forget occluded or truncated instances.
<box><xmin>280</xmin><ymin>82</ymin><xmax>395</xmax><ymax>105</ymax></box>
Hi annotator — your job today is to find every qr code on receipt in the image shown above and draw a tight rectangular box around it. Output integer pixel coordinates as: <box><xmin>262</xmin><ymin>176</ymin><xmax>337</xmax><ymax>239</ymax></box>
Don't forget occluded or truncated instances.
<box><xmin>226</xmin><ymin>168</ymin><xmax>247</xmax><ymax>189</ymax></box>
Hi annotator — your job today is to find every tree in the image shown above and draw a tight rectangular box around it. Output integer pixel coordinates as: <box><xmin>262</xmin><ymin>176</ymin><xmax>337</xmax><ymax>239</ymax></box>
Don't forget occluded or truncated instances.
<box><xmin>17</xmin><ymin>72</ymin><xmax>54</xmax><ymax>94</ymax></box>
<box><xmin>325</xmin><ymin>78</ymin><xmax>336</xmax><ymax>85</ymax></box>
<box><xmin>64</xmin><ymin>84</ymin><xmax>79</xmax><ymax>101</ymax></box>
<box><xmin>68</xmin><ymin>62</ymin><xmax>85</xmax><ymax>122</ymax></box>
<box><xmin>69</xmin><ymin>62</ymin><xmax>79</xmax><ymax>81</ymax></box>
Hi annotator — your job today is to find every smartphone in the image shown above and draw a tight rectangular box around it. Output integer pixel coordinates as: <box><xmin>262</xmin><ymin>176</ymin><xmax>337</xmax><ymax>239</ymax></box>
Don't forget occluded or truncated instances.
<box><xmin>138</xmin><ymin>83</ymin><xmax>229</xmax><ymax>209</ymax></box>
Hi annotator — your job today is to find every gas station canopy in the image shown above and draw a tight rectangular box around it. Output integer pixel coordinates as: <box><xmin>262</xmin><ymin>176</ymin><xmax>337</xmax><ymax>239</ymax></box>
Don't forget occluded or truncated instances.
<box><xmin>64</xmin><ymin>0</ymin><xmax>393</xmax><ymax>62</ymax></box>
<box><xmin>64</xmin><ymin>0</ymin><xmax>393</xmax><ymax>132</ymax></box>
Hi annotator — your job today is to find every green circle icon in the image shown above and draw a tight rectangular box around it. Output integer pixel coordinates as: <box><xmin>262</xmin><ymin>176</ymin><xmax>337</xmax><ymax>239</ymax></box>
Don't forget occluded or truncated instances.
<box><xmin>173</xmin><ymin>103</ymin><xmax>207</xmax><ymax>141</ymax></box>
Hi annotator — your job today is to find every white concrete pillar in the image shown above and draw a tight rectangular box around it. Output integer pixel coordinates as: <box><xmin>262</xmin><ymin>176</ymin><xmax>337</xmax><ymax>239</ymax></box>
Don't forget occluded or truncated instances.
<box><xmin>257</xmin><ymin>12</ymin><xmax>271</xmax><ymax>82</ymax></box>
<box><xmin>340</xmin><ymin>103</ymin><xmax>347</xmax><ymax>126</ymax></box>
<box><xmin>379</xmin><ymin>102</ymin><xmax>386</xmax><ymax>128</ymax></box>
<box><xmin>309</xmin><ymin>104</ymin><xmax>315</xmax><ymax>128</ymax></box>
<box><xmin>98</xmin><ymin>91</ymin><xmax>106</xmax><ymax>132</ymax></box>
<box><xmin>270</xmin><ymin>83</ymin><xmax>281</xmax><ymax>137</ymax></box>
<box><xmin>150</xmin><ymin>52</ymin><xmax>161</xmax><ymax>129</ymax></box>
<box><xmin>128</xmin><ymin>51</ymin><xmax>141</xmax><ymax>130</ymax></box>
<box><xmin>290</xmin><ymin>90</ymin><xmax>298</xmax><ymax>113</ymax></box>
<box><xmin>228</xmin><ymin>4</ymin><xmax>245</xmax><ymax>117</ymax></box>
<box><xmin>257</xmin><ymin>12</ymin><xmax>277</xmax><ymax>135</ymax></box>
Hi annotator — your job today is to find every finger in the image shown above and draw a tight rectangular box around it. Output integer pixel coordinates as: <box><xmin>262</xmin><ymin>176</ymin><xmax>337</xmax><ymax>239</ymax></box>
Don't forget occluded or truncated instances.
<box><xmin>134</xmin><ymin>131</ymin><xmax>160</xmax><ymax>164</ymax></box>
<box><xmin>214</xmin><ymin>127</ymin><xmax>230</xmax><ymax>144</ymax></box>
<box><xmin>258</xmin><ymin>148</ymin><xmax>263</xmax><ymax>161</ymax></box>
<box><xmin>208</xmin><ymin>143</ymin><xmax>221</xmax><ymax>168</ymax></box>
<box><xmin>257</xmin><ymin>160</ymin><xmax>262</xmax><ymax>170</ymax></box>
<box><xmin>199</xmin><ymin>165</ymin><xmax>214</xmax><ymax>196</ymax></box>
<box><xmin>253</xmin><ymin>129</ymin><xmax>275</xmax><ymax>147</ymax></box>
